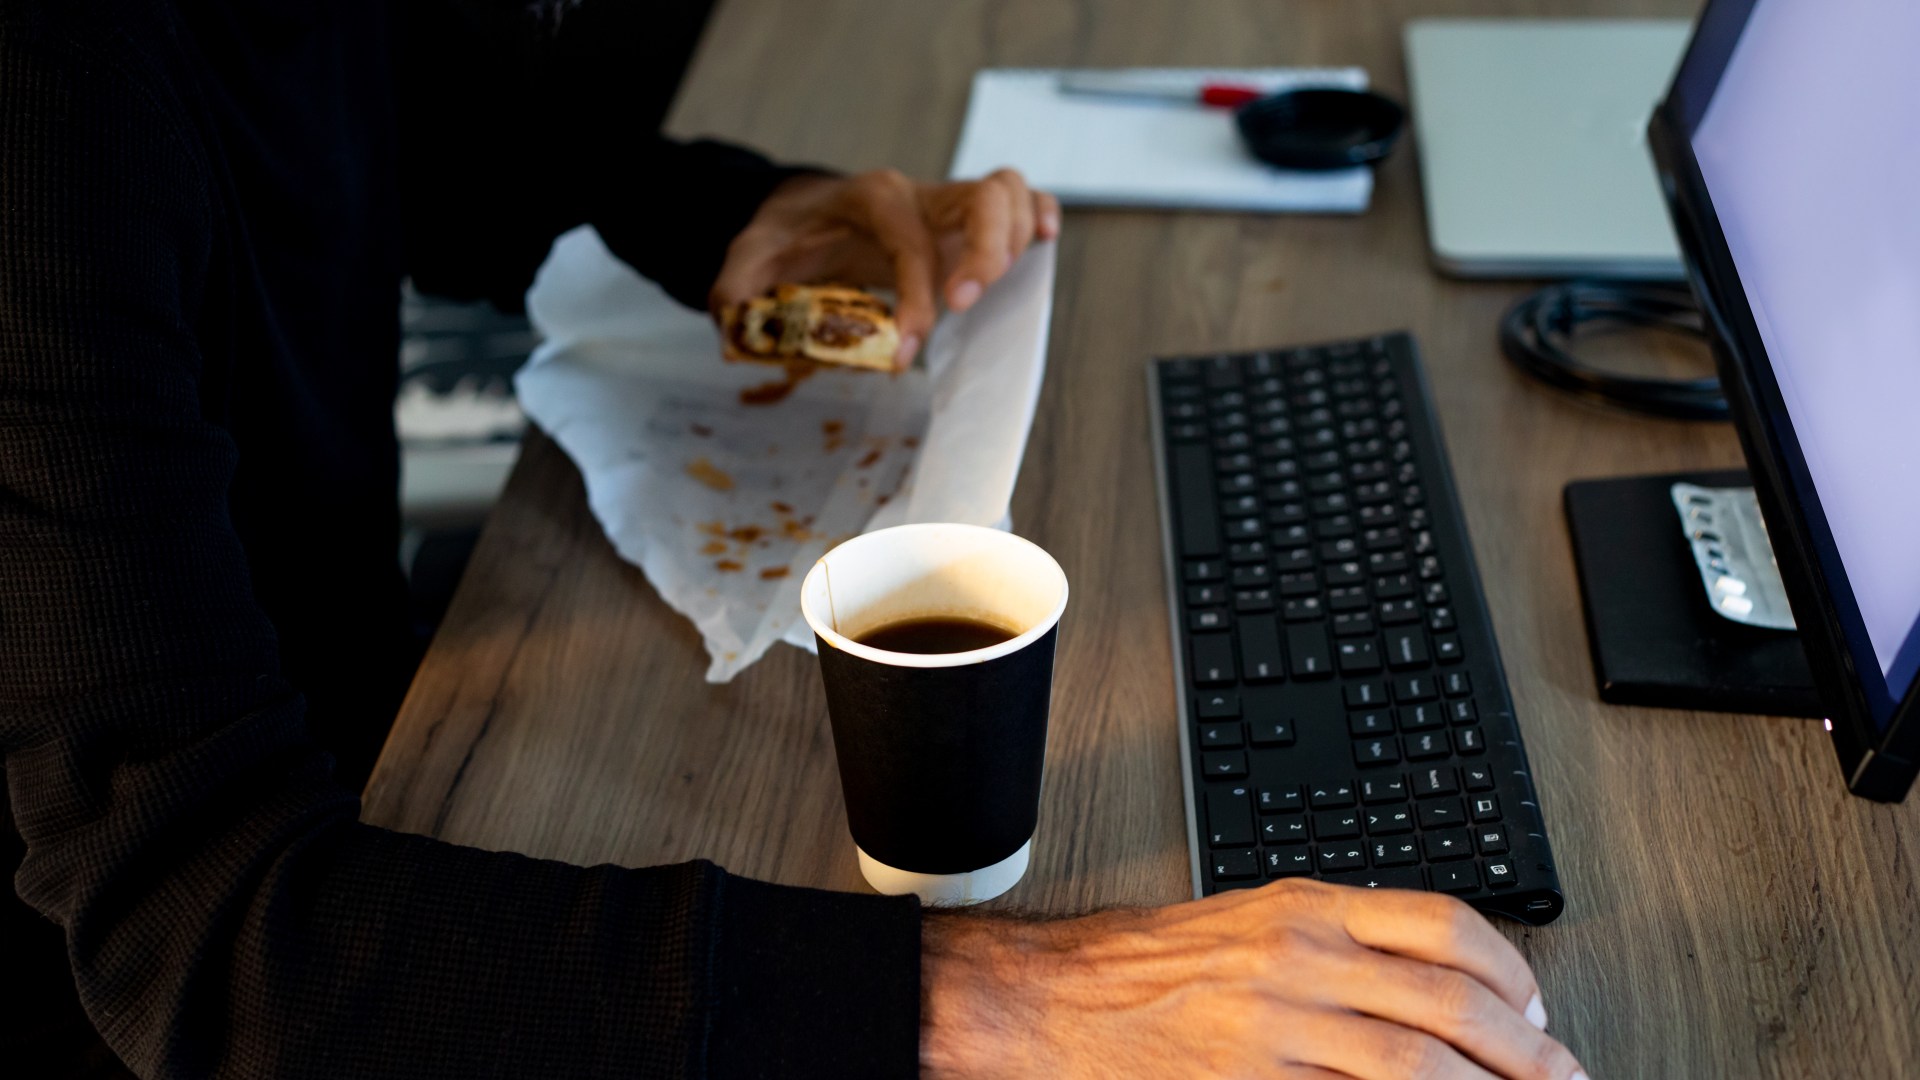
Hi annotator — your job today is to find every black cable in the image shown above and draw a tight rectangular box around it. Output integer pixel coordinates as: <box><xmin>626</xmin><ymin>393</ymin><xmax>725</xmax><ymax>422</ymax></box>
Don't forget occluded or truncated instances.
<box><xmin>1499</xmin><ymin>279</ymin><xmax>1728</xmax><ymax>421</ymax></box>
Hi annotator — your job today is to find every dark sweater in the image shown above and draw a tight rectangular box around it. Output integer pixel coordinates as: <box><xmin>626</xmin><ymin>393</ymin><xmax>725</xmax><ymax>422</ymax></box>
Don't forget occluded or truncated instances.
<box><xmin>0</xmin><ymin>1</ymin><xmax>921</xmax><ymax>1076</ymax></box>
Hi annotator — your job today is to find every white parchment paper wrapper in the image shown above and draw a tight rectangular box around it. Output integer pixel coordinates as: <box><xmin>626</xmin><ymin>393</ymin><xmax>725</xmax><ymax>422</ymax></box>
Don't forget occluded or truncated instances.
<box><xmin>515</xmin><ymin>226</ymin><xmax>1055</xmax><ymax>681</ymax></box>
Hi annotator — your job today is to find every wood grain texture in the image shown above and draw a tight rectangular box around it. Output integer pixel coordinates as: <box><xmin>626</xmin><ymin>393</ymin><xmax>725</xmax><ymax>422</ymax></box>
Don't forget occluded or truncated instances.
<box><xmin>362</xmin><ymin>2</ymin><xmax>1920</xmax><ymax>1075</ymax></box>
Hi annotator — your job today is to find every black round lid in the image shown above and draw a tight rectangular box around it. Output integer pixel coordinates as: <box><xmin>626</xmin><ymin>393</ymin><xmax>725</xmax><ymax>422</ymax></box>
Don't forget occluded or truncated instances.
<box><xmin>1234</xmin><ymin>88</ymin><xmax>1406</xmax><ymax>171</ymax></box>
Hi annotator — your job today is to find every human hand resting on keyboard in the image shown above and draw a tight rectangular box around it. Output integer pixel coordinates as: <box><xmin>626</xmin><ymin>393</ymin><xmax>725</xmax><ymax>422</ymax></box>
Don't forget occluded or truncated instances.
<box><xmin>710</xmin><ymin>168</ymin><xmax>1060</xmax><ymax>370</ymax></box>
<box><xmin>919</xmin><ymin>878</ymin><xmax>1586</xmax><ymax>1080</ymax></box>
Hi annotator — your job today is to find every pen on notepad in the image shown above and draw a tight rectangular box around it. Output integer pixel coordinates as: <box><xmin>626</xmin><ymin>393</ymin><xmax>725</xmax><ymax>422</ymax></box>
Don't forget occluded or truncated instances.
<box><xmin>1056</xmin><ymin>72</ymin><xmax>1265</xmax><ymax>108</ymax></box>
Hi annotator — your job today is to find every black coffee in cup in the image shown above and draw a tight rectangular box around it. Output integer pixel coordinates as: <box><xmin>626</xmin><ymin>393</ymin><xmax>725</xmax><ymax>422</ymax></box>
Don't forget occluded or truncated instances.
<box><xmin>800</xmin><ymin>523</ymin><xmax>1069</xmax><ymax>905</ymax></box>
<box><xmin>854</xmin><ymin>615</ymin><xmax>1018</xmax><ymax>654</ymax></box>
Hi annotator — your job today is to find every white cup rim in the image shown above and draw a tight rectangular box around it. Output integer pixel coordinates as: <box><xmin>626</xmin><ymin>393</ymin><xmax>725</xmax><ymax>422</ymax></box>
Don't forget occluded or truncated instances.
<box><xmin>800</xmin><ymin>523</ymin><xmax>1069</xmax><ymax>669</ymax></box>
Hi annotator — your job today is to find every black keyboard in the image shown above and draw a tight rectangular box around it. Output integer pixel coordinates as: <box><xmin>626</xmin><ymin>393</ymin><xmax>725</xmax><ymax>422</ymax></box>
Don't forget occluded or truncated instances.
<box><xmin>1148</xmin><ymin>333</ymin><xmax>1564</xmax><ymax>925</ymax></box>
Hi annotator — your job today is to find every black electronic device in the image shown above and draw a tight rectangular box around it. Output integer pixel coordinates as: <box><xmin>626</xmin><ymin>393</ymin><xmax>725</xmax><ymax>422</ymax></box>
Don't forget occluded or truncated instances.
<box><xmin>1148</xmin><ymin>335</ymin><xmax>1564</xmax><ymax>924</ymax></box>
<box><xmin>1647</xmin><ymin>0</ymin><xmax>1920</xmax><ymax>799</ymax></box>
<box><xmin>1234</xmin><ymin>89</ymin><xmax>1405</xmax><ymax>171</ymax></box>
<box><xmin>1565</xmin><ymin>470</ymin><xmax>1820</xmax><ymax>717</ymax></box>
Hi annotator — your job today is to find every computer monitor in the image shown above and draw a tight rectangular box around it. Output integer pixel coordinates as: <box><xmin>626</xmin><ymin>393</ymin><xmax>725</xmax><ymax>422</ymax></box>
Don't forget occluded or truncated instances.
<box><xmin>1648</xmin><ymin>0</ymin><xmax>1920</xmax><ymax>800</ymax></box>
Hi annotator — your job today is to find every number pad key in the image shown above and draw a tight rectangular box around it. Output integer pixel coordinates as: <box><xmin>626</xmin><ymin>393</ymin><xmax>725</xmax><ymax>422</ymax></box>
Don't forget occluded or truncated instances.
<box><xmin>1371</xmin><ymin>839</ymin><xmax>1420</xmax><ymax>867</ymax></box>
<box><xmin>1267</xmin><ymin>849</ymin><xmax>1314</xmax><ymax>878</ymax></box>
<box><xmin>1317</xmin><ymin>844</ymin><xmax>1367</xmax><ymax>872</ymax></box>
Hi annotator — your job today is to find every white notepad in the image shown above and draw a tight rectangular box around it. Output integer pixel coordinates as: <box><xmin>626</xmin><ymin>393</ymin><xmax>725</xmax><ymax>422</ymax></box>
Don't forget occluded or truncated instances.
<box><xmin>949</xmin><ymin>68</ymin><xmax>1374</xmax><ymax>214</ymax></box>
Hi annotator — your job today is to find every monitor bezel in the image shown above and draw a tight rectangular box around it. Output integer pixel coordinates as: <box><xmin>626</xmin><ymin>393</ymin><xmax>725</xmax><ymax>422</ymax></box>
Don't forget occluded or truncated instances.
<box><xmin>1647</xmin><ymin>0</ymin><xmax>1920</xmax><ymax>800</ymax></box>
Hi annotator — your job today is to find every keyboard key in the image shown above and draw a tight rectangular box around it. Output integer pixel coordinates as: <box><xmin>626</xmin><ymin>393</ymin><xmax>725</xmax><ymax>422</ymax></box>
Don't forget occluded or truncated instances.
<box><xmin>1189</xmin><ymin>609</ymin><xmax>1230</xmax><ymax>632</ymax></box>
<box><xmin>1228</xmin><ymin>540</ymin><xmax>1270</xmax><ymax>563</ymax></box>
<box><xmin>1277</xmin><ymin>571</ymin><xmax>1319</xmax><ymax>597</ymax></box>
<box><xmin>1219</xmin><ymin>474</ymin><xmax>1259</xmax><ymax>497</ymax></box>
<box><xmin>1361</xmin><ymin>776</ymin><xmax>1408</xmax><ymax>804</ymax></box>
<box><xmin>1323</xmin><ymin>866</ymin><xmax>1424</xmax><ymax>891</ymax></box>
<box><xmin>1448</xmin><ymin>699</ymin><xmax>1478</xmax><ymax>725</ymax></box>
<box><xmin>1413</xmin><ymin>766</ymin><xmax>1459</xmax><ymax>798</ymax></box>
<box><xmin>1314</xmin><ymin>810</ymin><xmax>1362</xmax><ymax>841</ymax></box>
<box><xmin>1433</xmin><ymin>635</ymin><xmax>1463</xmax><ymax>663</ymax></box>
<box><xmin>1337</xmin><ymin>638</ymin><xmax>1382</xmax><ymax>674</ymax></box>
<box><xmin>1262</xmin><ymin>817</ymin><xmax>1310</xmax><ymax>845</ymax></box>
<box><xmin>1248</xmin><ymin>719</ymin><xmax>1295</xmax><ymax>747</ymax></box>
<box><xmin>1318</xmin><ymin>844</ymin><xmax>1367</xmax><ymax>872</ymax></box>
<box><xmin>1198</xmin><ymin>723</ymin><xmax>1242</xmax><ymax>749</ymax></box>
<box><xmin>1427</xmin><ymin>606</ymin><xmax>1457</xmax><ymax>632</ymax></box>
<box><xmin>1352</xmin><ymin>737</ymin><xmax>1399</xmax><ymax>767</ymax></box>
<box><xmin>1483</xmin><ymin>860</ymin><xmax>1518</xmax><ymax>888</ymax></box>
<box><xmin>1370</xmin><ymin>839</ymin><xmax>1420</xmax><ymax>867</ymax></box>
<box><xmin>1378</xmin><ymin>597</ymin><xmax>1420</xmax><ymax>624</ymax></box>
<box><xmin>1423</xmin><ymin>828</ymin><xmax>1474</xmax><ymax>862</ymax></box>
<box><xmin>1274</xmin><ymin>547</ymin><xmax>1315</xmax><ymax>573</ymax></box>
<box><xmin>1432</xmin><ymin>862</ymin><xmax>1480</xmax><ymax>893</ymax></box>
<box><xmin>1259</xmin><ymin>785</ymin><xmax>1305</xmax><ymax>814</ymax></box>
<box><xmin>1212</xmin><ymin>850</ymin><xmax>1260</xmax><ymax>882</ymax></box>
<box><xmin>1373</xmin><ymin>573</ymin><xmax>1414</xmax><ymax>599</ymax></box>
<box><xmin>1332</xmin><ymin>612</ymin><xmax>1376</xmax><ymax>637</ymax></box>
<box><xmin>1423</xmin><ymin>581</ymin><xmax>1449</xmax><ymax>604</ymax></box>
<box><xmin>1201</xmin><ymin>751</ymin><xmax>1248</xmax><ymax>779</ymax></box>
<box><xmin>1185</xmin><ymin>558</ymin><xmax>1224</xmax><ymax>583</ymax></box>
<box><xmin>1231</xmin><ymin>563</ymin><xmax>1271</xmax><ymax>588</ymax></box>
<box><xmin>1239</xmin><ymin>616</ymin><xmax>1285</xmax><ymax>683</ymax></box>
<box><xmin>1325</xmin><ymin>560</ymin><xmax>1365</xmax><ymax>586</ymax></box>
<box><xmin>1384</xmin><ymin>628</ymin><xmax>1430</xmax><ymax>670</ymax></box>
<box><xmin>1319</xmin><ymin>537</ymin><xmax>1360</xmax><ymax>561</ymax></box>
<box><xmin>1315</xmin><ymin>515</ymin><xmax>1356</xmax><ymax>540</ymax></box>
<box><xmin>1365</xmin><ymin>806</ymin><xmax>1414</xmax><ymax>835</ymax></box>
<box><xmin>1234</xmin><ymin>588</ymin><xmax>1276</xmax><ymax>613</ymax></box>
<box><xmin>1226</xmin><ymin>518</ymin><xmax>1263</xmax><ymax>541</ymax></box>
<box><xmin>1344</xmin><ymin>680</ymin><xmax>1390</xmax><ymax>708</ymax></box>
<box><xmin>1282</xmin><ymin>596</ymin><xmax>1324</xmax><ymax>621</ymax></box>
<box><xmin>1394</xmin><ymin>674</ymin><xmax>1438</xmax><ymax>702</ymax></box>
<box><xmin>1196</xmin><ymin>691</ymin><xmax>1240</xmax><ymax>718</ymax></box>
<box><xmin>1470</xmin><ymin>795</ymin><xmax>1501</xmax><ymax>823</ymax></box>
<box><xmin>1309</xmin><ymin>782</ymin><xmax>1356</xmax><ymax>809</ymax></box>
<box><xmin>1398</xmin><ymin>702</ymin><xmax>1445</xmax><ymax>731</ymax></box>
<box><xmin>1364</xmin><ymin>528</ymin><xmax>1405</xmax><ymax>553</ymax></box>
<box><xmin>1187</xmin><ymin>584</ymin><xmax>1228</xmax><ymax>606</ymax></box>
<box><xmin>1463</xmin><ymin>766</ymin><xmax>1496</xmax><ymax>793</ymax></box>
<box><xmin>1476</xmin><ymin>825</ymin><xmax>1510</xmax><ymax>855</ymax></box>
<box><xmin>1206</xmin><ymin>786</ymin><xmax>1254</xmax><ymax>846</ymax></box>
<box><xmin>1286</xmin><ymin>624</ymin><xmax>1333</xmax><ymax>678</ymax></box>
<box><xmin>1455</xmin><ymin>727</ymin><xmax>1485</xmax><ymax>754</ymax></box>
<box><xmin>1327</xmin><ymin>585</ymin><xmax>1370</xmax><ymax>612</ymax></box>
<box><xmin>1443</xmin><ymin>671</ymin><xmax>1472</xmax><ymax>697</ymax></box>
<box><xmin>1172</xmin><ymin>445</ymin><xmax>1222</xmax><ymax>556</ymax></box>
<box><xmin>1190</xmin><ymin>634</ymin><xmax>1236</xmax><ymax>686</ymax></box>
<box><xmin>1267</xmin><ymin>848</ymin><xmax>1314</xmax><ymax>878</ymax></box>
<box><xmin>1417</xmin><ymin>798</ymin><xmax>1466</xmax><ymax>829</ymax></box>
<box><xmin>1358</xmin><ymin>503</ymin><xmax>1399</xmax><ymax>526</ymax></box>
<box><xmin>1369</xmin><ymin>551</ymin><xmax>1411</xmax><ymax>576</ymax></box>
<box><xmin>1222</xmin><ymin>492</ymin><xmax>1260</xmax><ymax>516</ymax></box>
<box><xmin>1405</xmin><ymin>730</ymin><xmax>1450</xmax><ymax>760</ymax></box>
<box><xmin>1348</xmin><ymin>709</ymin><xmax>1394</xmax><ymax>737</ymax></box>
<box><xmin>1204</xmin><ymin>356</ymin><xmax>1244</xmax><ymax>389</ymax></box>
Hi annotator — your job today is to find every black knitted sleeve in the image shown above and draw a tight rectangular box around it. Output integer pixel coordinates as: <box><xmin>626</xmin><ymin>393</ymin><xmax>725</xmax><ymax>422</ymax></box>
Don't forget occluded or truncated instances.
<box><xmin>396</xmin><ymin>0</ymin><xmax>818</xmax><ymax>313</ymax></box>
<box><xmin>0</xmin><ymin>16</ymin><xmax>919</xmax><ymax>1080</ymax></box>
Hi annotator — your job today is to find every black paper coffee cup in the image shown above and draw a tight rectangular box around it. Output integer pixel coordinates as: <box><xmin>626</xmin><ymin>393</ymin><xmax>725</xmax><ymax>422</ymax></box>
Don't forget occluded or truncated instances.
<box><xmin>800</xmin><ymin>523</ymin><xmax>1069</xmax><ymax>904</ymax></box>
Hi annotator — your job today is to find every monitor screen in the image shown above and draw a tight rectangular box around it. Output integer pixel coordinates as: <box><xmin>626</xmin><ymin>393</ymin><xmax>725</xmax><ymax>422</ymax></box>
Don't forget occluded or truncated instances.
<box><xmin>1688</xmin><ymin>0</ymin><xmax>1920</xmax><ymax>714</ymax></box>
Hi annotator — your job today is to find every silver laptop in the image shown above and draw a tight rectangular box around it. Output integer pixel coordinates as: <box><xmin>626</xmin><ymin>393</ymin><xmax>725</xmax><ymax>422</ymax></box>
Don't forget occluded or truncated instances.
<box><xmin>1405</xmin><ymin>19</ymin><xmax>1690</xmax><ymax>279</ymax></box>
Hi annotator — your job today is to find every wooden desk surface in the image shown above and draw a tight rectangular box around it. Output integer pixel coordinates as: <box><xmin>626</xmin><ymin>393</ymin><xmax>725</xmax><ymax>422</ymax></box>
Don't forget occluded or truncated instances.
<box><xmin>363</xmin><ymin>2</ymin><xmax>1920</xmax><ymax>1075</ymax></box>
